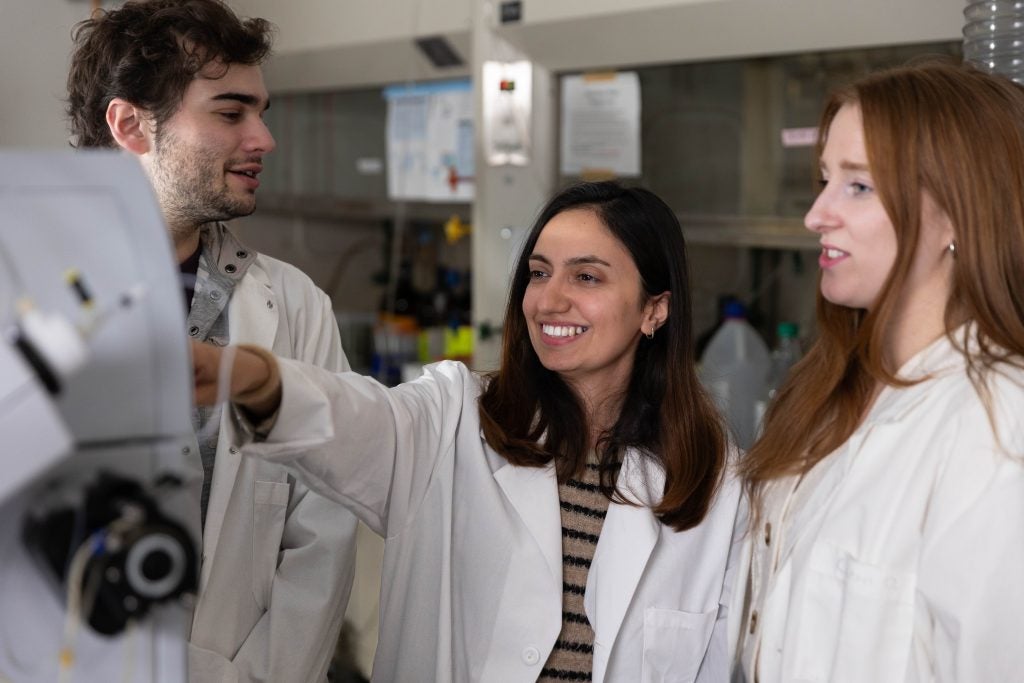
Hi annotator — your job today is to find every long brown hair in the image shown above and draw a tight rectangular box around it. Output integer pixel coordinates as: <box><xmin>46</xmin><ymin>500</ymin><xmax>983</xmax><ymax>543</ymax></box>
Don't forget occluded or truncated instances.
<box><xmin>743</xmin><ymin>60</ymin><xmax>1024</xmax><ymax>495</ymax></box>
<box><xmin>478</xmin><ymin>181</ymin><xmax>727</xmax><ymax>531</ymax></box>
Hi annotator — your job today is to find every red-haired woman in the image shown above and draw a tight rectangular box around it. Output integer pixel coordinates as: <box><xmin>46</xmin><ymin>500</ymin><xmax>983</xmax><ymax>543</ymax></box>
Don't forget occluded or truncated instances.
<box><xmin>736</xmin><ymin>61</ymin><xmax>1024</xmax><ymax>682</ymax></box>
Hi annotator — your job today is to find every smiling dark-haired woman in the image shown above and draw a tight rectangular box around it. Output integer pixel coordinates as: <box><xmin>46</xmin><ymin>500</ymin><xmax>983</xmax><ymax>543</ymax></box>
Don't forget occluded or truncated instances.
<box><xmin>193</xmin><ymin>181</ymin><xmax>744</xmax><ymax>683</ymax></box>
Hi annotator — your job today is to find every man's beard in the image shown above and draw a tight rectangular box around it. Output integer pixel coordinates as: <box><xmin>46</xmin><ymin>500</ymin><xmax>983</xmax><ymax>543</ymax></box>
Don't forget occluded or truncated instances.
<box><xmin>150</xmin><ymin>128</ymin><xmax>256</xmax><ymax>236</ymax></box>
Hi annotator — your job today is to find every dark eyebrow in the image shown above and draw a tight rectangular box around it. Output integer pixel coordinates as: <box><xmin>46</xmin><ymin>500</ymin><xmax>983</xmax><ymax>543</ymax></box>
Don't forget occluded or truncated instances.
<box><xmin>528</xmin><ymin>253</ymin><xmax>611</xmax><ymax>268</ymax></box>
<box><xmin>566</xmin><ymin>255</ymin><xmax>611</xmax><ymax>267</ymax></box>
<box><xmin>211</xmin><ymin>92</ymin><xmax>271</xmax><ymax>111</ymax></box>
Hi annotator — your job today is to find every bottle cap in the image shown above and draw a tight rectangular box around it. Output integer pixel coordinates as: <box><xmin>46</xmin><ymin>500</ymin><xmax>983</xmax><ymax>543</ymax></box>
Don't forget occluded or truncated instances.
<box><xmin>723</xmin><ymin>300</ymin><xmax>747</xmax><ymax>319</ymax></box>
<box><xmin>777</xmin><ymin>321</ymin><xmax>798</xmax><ymax>338</ymax></box>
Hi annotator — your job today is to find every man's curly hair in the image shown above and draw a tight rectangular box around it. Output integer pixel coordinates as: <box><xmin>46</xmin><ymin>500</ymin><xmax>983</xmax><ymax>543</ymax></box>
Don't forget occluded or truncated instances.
<box><xmin>67</xmin><ymin>0</ymin><xmax>273</xmax><ymax>148</ymax></box>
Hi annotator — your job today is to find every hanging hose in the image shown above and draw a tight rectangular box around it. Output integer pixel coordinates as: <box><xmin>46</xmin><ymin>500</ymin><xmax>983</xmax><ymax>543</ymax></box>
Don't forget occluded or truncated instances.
<box><xmin>963</xmin><ymin>1</ymin><xmax>1024</xmax><ymax>82</ymax></box>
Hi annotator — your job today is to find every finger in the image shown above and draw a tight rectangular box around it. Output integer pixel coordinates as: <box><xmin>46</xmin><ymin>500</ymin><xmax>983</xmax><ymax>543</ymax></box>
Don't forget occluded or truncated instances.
<box><xmin>190</xmin><ymin>340</ymin><xmax>220</xmax><ymax>379</ymax></box>
<box><xmin>190</xmin><ymin>341</ymin><xmax>223</xmax><ymax>401</ymax></box>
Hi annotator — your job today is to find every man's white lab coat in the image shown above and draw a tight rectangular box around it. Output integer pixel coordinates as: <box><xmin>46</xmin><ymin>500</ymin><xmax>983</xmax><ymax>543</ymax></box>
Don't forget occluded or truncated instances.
<box><xmin>188</xmin><ymin>253</ymin><xmax>359</xmax><ymax>682</ymax></box>
<box><xmin>242</xmin><ymin>359</ymin><xmax>745</xmax><ymax>683</ymax></box>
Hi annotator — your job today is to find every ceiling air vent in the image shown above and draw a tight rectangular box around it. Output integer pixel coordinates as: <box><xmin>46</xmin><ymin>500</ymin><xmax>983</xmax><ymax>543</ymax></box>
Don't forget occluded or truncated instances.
<box><xmin>414</xmin><ymin>36</ymin><xmax>465</xmax><ymax>68</ymax></box>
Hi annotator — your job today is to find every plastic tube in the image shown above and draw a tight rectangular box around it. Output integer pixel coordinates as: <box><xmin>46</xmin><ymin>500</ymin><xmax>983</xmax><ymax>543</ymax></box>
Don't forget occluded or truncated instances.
<box><xmin>964</xmin><ymin>1</ymin><xmax>1024</xmax><ymax>82</ymax></box>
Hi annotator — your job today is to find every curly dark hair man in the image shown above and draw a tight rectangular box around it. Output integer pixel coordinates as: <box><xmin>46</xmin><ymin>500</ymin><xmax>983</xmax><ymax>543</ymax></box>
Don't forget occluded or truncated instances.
<box><xmin>65</xmin><ymin>3</ymin><xmax>361</xmax><ymax>682</ymax></box>
<box><xmin>67</xmin><ymin>0</ymin><xmax>271</xmax><ymax>149</ymax></box>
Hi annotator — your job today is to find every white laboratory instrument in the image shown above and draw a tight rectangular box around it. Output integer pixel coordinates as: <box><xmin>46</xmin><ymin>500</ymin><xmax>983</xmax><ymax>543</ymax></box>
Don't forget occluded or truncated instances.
<box><xmin>0</xmin><ymin>151</ymin><xmax>198</xmax><ymax>683</ymax></box>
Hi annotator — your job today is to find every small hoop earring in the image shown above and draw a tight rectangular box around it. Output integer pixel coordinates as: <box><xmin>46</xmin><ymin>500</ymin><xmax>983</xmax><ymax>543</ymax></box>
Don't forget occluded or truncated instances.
<box><xmin>948</xmin><ymin>241</ymin><xmax>956</xmax><ymax>255</ymax></box>
<box><xmin>645</xmin><ymin>327</ymin><xmax>655</xmax><ymax>340</ymax></box>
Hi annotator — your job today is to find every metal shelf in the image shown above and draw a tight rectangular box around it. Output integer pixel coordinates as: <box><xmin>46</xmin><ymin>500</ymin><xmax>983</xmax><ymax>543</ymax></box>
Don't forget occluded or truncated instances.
<box><xmin>679</xmin><ymin>214</ymin><xmax>818</xmax><ymax>251</ymax></box>
<box><xmin>257</xmin><ymin>195</ymin><xmax>816</xmax><ymax>250</ymax></box>
<box><xmin>257</xmin><ymin>193</ymin><xmax>471</xmax><ymax>225</ymax></box>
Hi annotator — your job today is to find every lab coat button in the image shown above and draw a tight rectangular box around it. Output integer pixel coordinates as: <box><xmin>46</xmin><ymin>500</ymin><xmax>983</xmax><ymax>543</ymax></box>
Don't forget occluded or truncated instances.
<box><xmin>229</xmin><ymin>446</ymin><xmax>239</xmax><ymax>455</ymax></box>
<box><xmin>521</xmin><ymin>646</ymin><xmax>540</xmax><ymax>665</ymax></box>
<box><xmin>749</xmin><ymin>610</ymin><xmax>758</xmax><ymax>634</ymax></box>
<box><xmin>764</xmin><ymin>522</ymin><xmax>772</xmax><ymax>546</ymax></box>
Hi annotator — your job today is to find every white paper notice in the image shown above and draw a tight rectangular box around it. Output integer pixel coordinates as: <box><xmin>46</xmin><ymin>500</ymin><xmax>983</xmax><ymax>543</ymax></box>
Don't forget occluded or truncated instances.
<box><xmin>780</xmin><ymin>127</ymin><xmax>818</xmax><ymax>148</ymax></box>
<box><xmin>385</xmin><ymin>79</ymin><xmax>474</xmax><ymax>202</ymax></box>
<box><xmin>561</xmin><ymin>71</ymin><xmax>641</xmax><ymax>177</ymax></box>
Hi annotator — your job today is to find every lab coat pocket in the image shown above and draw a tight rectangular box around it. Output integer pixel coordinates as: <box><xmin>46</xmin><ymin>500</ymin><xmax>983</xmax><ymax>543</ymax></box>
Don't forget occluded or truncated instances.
<box><xmin>252</xmin><ymin>480</ymin><xmax>290</xmax><ymax>610</ymax></box>
<box><xmin>189</xmin><ymin>642</ymin><xmax>240</xmax><ymax>682</ymax></box>
<box><xmin>794</xmin><ymin>542</ymin><xmax>916</xmax><ymax>682</ymax></box>
<box><xmin>642</xmin><ymin>607</ymin><xmax>717</xmax><ymax>683</ymax></box>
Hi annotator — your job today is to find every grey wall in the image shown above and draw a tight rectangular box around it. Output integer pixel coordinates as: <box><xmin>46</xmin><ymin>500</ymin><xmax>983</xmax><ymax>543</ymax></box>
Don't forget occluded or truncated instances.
<box><xmin>0</xmin><ymin>1</ymin><xmax>95</xmax><ymax>148</ymax></box>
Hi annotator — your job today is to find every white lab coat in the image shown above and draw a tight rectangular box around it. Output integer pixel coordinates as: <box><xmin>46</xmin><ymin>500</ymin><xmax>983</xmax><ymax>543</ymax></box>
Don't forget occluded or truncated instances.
<box><xmin>239</xmin><ymin>359</ymin><xmax>745</xmax><ymax>683</ymax></box>
<box><xmin>188</xmin><ymin>253</ymin><xmax>359</xmax><ymax>682</ymax></box>
<box><xmin>736</xmin><ymin>330</ymin><xmax>1024</xmax><ymax>682</ymax></box>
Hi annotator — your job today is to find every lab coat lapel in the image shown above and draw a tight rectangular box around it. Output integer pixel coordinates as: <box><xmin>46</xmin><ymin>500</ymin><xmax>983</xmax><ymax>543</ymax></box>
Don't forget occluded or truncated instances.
<box><xmin>587</xmin><ymin>451</ymin><xmax>660</xmax><ymax>678</ymax></box>
<box><xmin>493</xmin><ymin>461</ymin><xmax>562</xmax><ymax>585</ymax></box>
<box><xmin>227</xmin><ymin>260</ymin><xmax>278</xmax><ymax>350</ymax></box>
<box><xmin>198</xmin><ymin>264</ymin><xmax>278</xmax><ymax>592</ymax></box>
<box><xmin>774</xmin><ymin>429</ymin><xmax>865</xmax><ymax>566</ymax></box>
<box><xmin>768</xmin><ymin>339</ymin><xmax>965</xmax><ymax>594</ymax></box>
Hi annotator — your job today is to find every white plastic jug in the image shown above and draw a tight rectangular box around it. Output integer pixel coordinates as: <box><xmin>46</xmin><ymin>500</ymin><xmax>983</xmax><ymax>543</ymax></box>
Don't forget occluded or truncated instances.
<box><xmin>699</xmin><ymin>302</ymin><xmax>770</xmax><ymax>450</ymax></box>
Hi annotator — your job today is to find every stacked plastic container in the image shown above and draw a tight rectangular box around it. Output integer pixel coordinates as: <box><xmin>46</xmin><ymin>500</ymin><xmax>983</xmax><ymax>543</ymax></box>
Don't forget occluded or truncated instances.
<box><xmin>963</xmin><ymin>1</ymin><xmax>1024</xmax><ymax>83</ymax></box>
<box><xmin>699</xmin><ymin>301</ymin><xmax>770</xmax><ymax>450</ymax></box>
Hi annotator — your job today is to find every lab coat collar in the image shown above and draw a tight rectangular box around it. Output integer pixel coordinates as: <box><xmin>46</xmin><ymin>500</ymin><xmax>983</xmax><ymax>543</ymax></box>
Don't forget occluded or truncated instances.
<box><xmin>586</xmin><ymin>450</ymin><xmax>662</xmax><ymax>675</ymax></box>
<box><xmin>771</xmin><ymin>326</ymin><xmax>974</xmax><ymax>565</ymax></box>
<box><xmin>493</xmin><ymin>459</ymin><xmax>563</xmax><ymax>588</ymax></box>
<box><xmin>493</xmin><ymin>448</ymin><xmax>665</xmax><ymax>679</ymax></box>
<box><xmin>198</xmin><ymin>258</ymin><xmax>279</xmax><ymax>593</ymax></box>
<box><xmin>769</xmin><ymin>449</ymin><xmax>855</xmax><ymax>568</ymax></box>
<box><xmin>228</xmin><ymin>257</ymin><xmax>278</xmax><ymax>350</ymax></box>
<box><xmin>491</xmin><ymin>448</ymin><xmax>664</xmax><ymax>637</ymax></box>
<box><xmin>863</xmin><ymin>326</ymin><xmax>969</xmax><ymax>428</ymax></box>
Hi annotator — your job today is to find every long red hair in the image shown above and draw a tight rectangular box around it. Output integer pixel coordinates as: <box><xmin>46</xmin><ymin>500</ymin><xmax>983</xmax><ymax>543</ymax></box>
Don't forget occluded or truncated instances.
<box><xmin>742</xmin><ymin>60</ymin><xmax>1024</xmax><ymax>496</ymax></box>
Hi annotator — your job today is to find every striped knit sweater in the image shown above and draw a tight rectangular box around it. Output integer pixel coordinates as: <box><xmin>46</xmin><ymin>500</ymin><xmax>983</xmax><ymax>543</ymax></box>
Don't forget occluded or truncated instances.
<box><xmin>538</xmin><ymin>462</ymin><xmax>611</xmax><ymax>682</ymax></box>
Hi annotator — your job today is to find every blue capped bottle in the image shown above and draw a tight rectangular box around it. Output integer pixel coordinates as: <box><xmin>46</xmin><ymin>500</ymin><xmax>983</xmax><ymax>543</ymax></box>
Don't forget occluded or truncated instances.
<box><xmin>698</xmin><ymin>301</ymin><xmax>770</xmax><ymax>450</ymax></box>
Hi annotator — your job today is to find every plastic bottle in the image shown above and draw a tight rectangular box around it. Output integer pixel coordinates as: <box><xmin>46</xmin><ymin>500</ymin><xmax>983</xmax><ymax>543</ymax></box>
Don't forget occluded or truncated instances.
<box><xmin>963</xmin><ymin>1</ymin><xmax>1024</xmax><ymax>83</ymax></box>
<box><xmin>699</xmin><ymin>301</ymin><xmax>770</xmax><ymax>450</ymax></box>
<box><xmin>754</xmin><ymin>322</ymin><xmax>803</xmax><ymax>432</ymax></box>
<box><xmin>695</xmin><ymin>294</ymin><xmax>741</xmax><ymax>359</ymax></box>
<box><xmin>767</xmin><ymin>322</ymin><xmax>802</xmax><ymax>397</ymax></box>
